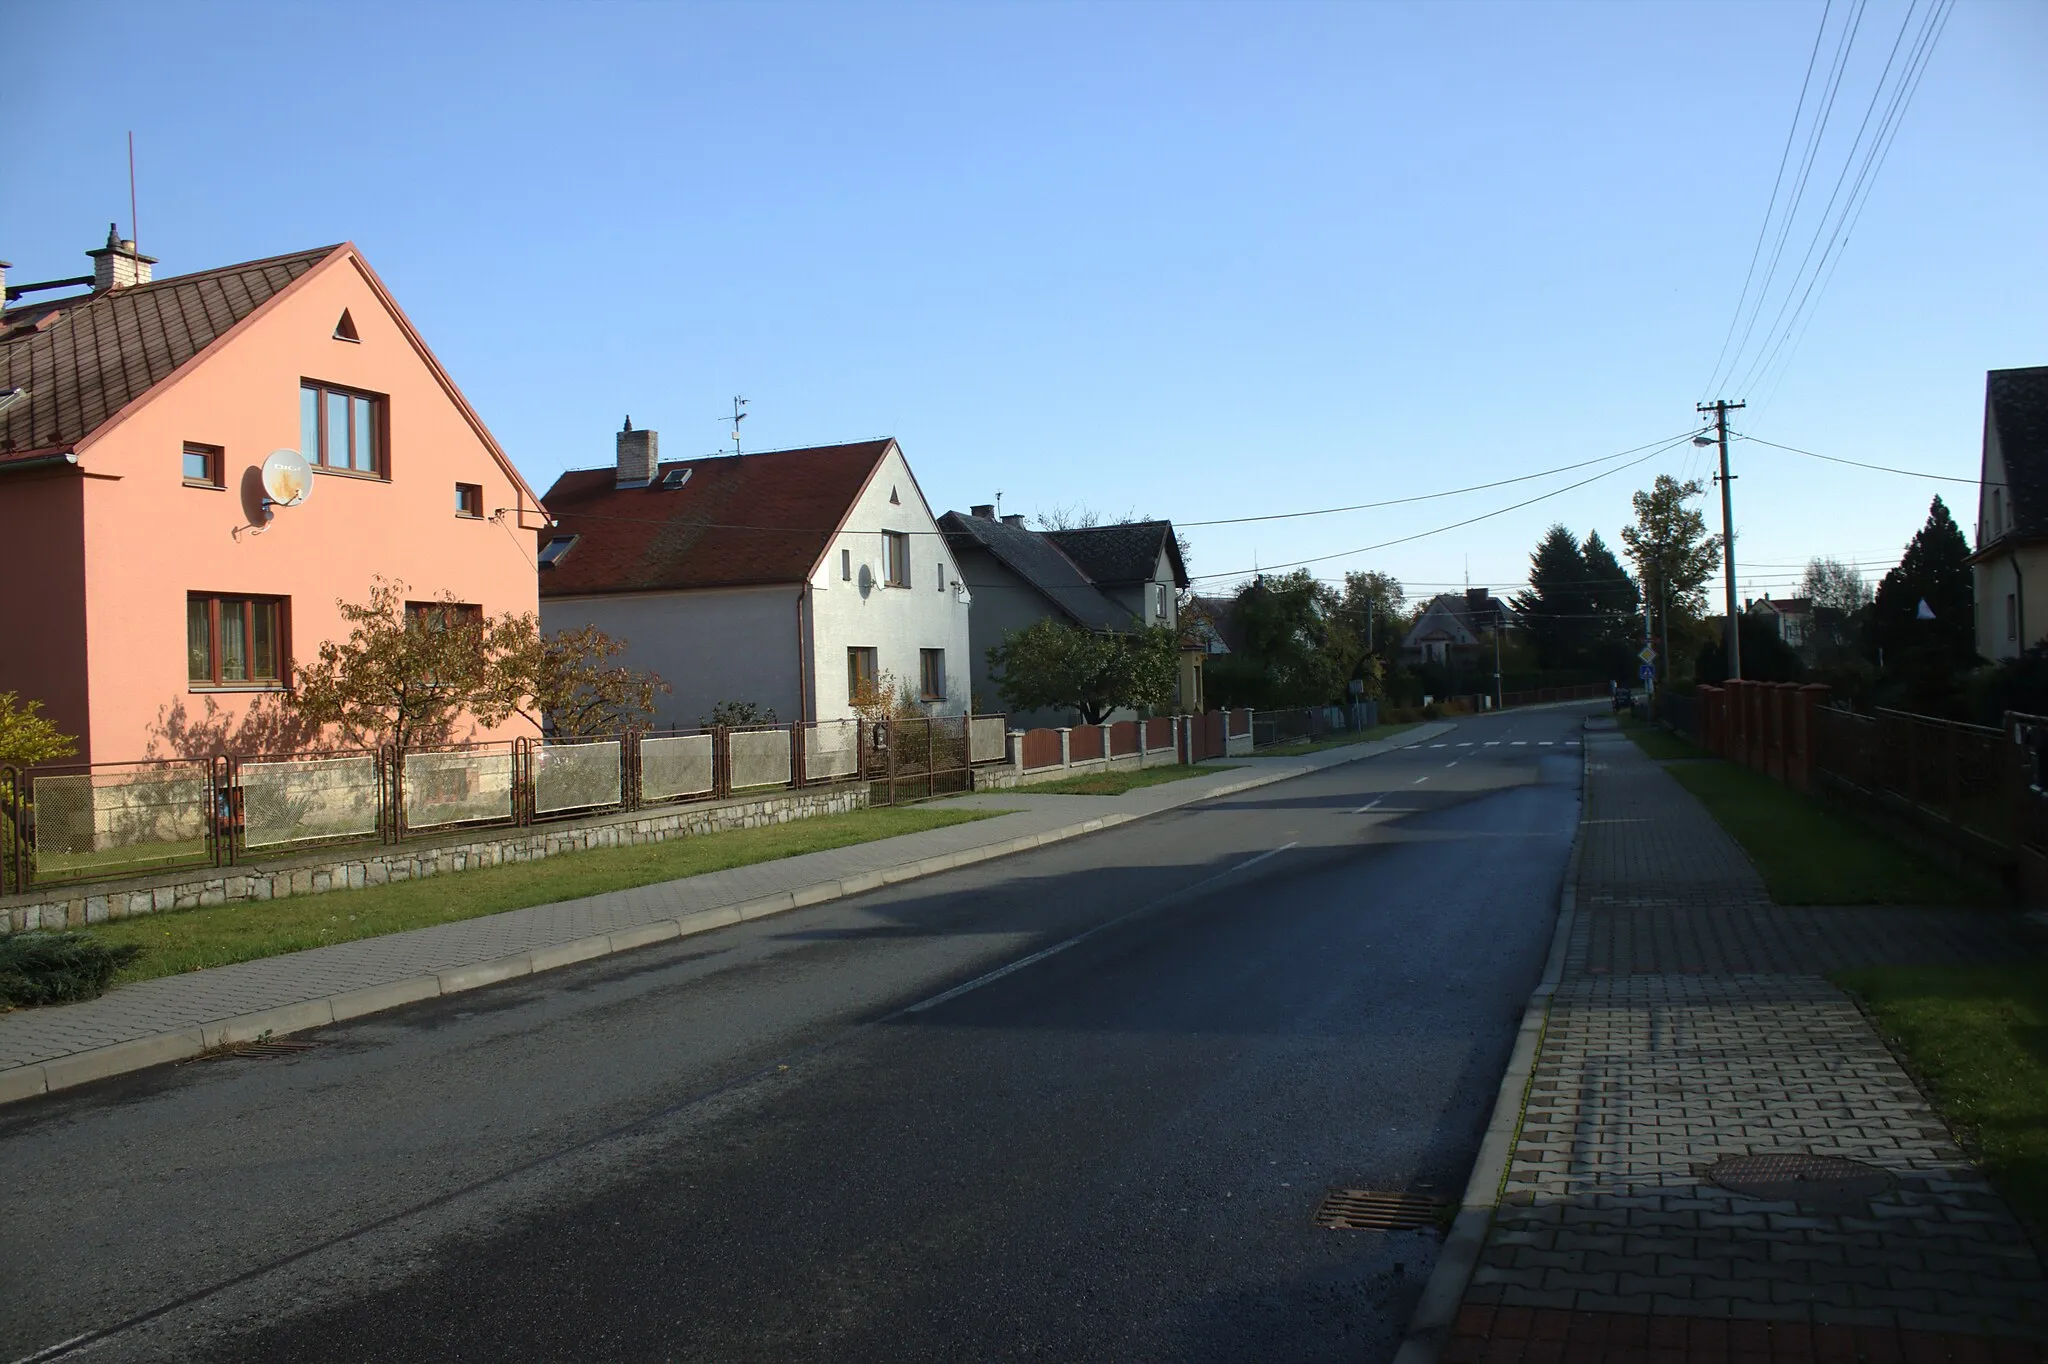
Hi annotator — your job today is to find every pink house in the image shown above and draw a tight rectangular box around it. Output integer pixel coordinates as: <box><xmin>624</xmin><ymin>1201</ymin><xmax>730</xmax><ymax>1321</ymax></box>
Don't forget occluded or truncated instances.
<box><xmin>0</xmin><ymin>228</ymin><xmax>548</xmax><ymax>764</ymax></box>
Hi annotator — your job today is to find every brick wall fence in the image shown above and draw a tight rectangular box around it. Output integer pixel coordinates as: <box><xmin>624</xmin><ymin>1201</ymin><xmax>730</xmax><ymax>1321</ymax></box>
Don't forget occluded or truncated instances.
<box><xmin>972</xmin><ymin>711</ymin><xmax>1258</xmax><ymax>790</ymax></box>
<box><xmin>2</xmin><ymin>782</ymin><xmax>864</xmax><ymax>934</ymax></box>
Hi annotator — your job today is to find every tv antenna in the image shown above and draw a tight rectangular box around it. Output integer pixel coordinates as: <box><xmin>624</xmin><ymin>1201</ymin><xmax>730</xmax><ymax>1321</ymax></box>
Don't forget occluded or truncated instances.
<box><xmin>715</xmin><ymin>395</ymin><xmax>748</xmax><ymax>456</ymax></box>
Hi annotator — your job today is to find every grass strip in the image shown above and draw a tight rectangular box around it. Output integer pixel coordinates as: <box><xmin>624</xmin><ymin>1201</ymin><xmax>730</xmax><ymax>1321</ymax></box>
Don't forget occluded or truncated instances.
<box><xmin>1834</xmin><ymin>963</ymin><xmax>2048</xmax><ymax>1235</ymax></box>
<box><xmin>1018</xmin><ymin>764</ymin><xmax>1233</xmax><ymax>796</ymax></box>
<box><xmin>1257</xmin><ymin>723</ymin><xmax>1424</xmax><ymax>758</ymax></box>
<box><xmin>84</xmin><ymin>805</ymin><xmax>1006</xmax><ymax>987</ymax></box>
<box><xmin>1616</xmin><ymin>715</ymin><xmax>1708</xmax><ymax>761</ymax></box>
<box><xmin>1659</xmin><ymin>759</ymin><xmax>1993</xmax><ymax>905</ymax></box>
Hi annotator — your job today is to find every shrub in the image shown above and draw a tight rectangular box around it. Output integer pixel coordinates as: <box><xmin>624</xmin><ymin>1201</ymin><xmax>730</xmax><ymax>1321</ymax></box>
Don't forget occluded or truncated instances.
<box><xmin>0</xmin><ymin>931</ymin><xmax>142</xmax><ymax>1008</ymax></box>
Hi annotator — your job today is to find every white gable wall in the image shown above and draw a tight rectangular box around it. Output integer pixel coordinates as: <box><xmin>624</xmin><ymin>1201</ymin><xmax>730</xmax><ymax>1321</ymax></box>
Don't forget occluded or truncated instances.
<box><xmin>804</xmin><ymin>444</ymin><xmax>973</xmax><ymax>720</ymax></box>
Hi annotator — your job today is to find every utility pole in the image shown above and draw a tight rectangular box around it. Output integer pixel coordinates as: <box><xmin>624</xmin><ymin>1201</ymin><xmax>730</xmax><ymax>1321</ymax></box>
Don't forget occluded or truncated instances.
<box><xmin>1699</xmin><ymin>399</ymin><xmax>1745</xmax><ymax>680</ymax></box>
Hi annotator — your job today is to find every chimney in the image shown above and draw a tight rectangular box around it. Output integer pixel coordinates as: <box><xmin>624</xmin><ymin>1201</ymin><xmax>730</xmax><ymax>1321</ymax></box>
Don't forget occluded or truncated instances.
<box><xmin>0</xmin><ymin>262</ymin><xmax>10</xmax><ymax>307</ymax></box>
<box><xmin>616</xmin><ymin>415</ymin><xmax>658</xmax><ymax>487</ymax></box>
<box><xmin>970</xmin><ymin>503</ymin><xmax>995</xmax><ymax>519</ymax></box>
<box><xmin>1002</xmin><ymin>514</ymin><xmax>1026</xmax><ymax>528</ymax></box>
<box><xmin>87</xmin><ymin>223</ymin><xmax>156</xmax><ymax>292</ymax></box>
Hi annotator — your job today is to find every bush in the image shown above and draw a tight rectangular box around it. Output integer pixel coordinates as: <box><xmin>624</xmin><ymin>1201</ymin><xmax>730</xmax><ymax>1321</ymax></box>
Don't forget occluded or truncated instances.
<box><xmin>0</xmin><ymin>931</ymin><xmax>142</xmax><ymax>1008</ymax></box>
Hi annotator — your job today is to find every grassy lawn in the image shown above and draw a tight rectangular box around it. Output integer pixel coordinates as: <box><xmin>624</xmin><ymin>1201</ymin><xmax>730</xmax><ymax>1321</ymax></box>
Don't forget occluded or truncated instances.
<box><xmin>1662</xmin><ymin>759</ymin><xmax>1995</xmax><ymax>905</ymax></box>
<box><xmin>1257</xmin><ymin>723</ymin><xmax>1424</xmax><ymax>758</ymax></box>
<box><xmin>1834</xmin><ymin>963</ymin><xmax>2048</xmax><ymax>1234</ymax></box>
<box><xmin>84</xmin><ymin>805</ymin><xmax>1006</xmax><ymax>986</ymax></box>
<box><xmin>1616</xmin><ymin>715</ymin><xmax>1707</xmax><ymax>761</ymax></box>
<box><xmin>1019</xmin><ymin>764</ymin><xmax>1234</xmax><ymax>796</ymax></box>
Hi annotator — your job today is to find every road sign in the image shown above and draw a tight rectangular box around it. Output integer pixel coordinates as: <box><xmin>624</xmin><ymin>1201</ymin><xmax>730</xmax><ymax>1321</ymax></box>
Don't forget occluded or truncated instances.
<box><xmin>1639</xmin><ymin>663</ymin><xmax>1656</xmax><ymax>681</ymax></box>
<box><xmin>1638</xmin><ymin>646</ymin><xmax>1657</xmax><ymax>664</ymax></box>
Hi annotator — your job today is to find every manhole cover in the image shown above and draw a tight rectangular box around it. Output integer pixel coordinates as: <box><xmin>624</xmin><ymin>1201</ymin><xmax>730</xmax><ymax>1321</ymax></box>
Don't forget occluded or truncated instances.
<box><xmin>1311</xmin><ymin>1189</ymin><xmax>1447</xmax><ymax>1232</ymax></box>
<box><xmin>1706</xmin><ymin>1153</ymin><xmax>1893</xmax><ymax>1209</ymax></box>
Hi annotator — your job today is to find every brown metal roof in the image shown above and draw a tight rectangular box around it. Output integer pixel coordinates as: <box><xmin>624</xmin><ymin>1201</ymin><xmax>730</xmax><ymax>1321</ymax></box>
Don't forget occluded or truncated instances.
<box><xmin>536</xmin><ymin>440</ymin><xmax>895</xmax><ymax>594</ymax></box>
<box><xmin>0</xmin><ymin>244</ymin><xmax>340</xmax><ymax>463</ymax></box>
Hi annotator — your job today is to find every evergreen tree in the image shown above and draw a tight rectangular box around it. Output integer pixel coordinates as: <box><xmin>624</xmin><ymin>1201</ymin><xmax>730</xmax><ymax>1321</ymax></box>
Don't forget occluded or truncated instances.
<box><xmin>1512</xmin><ymin>525</ymin><xmax>1592</xmax><ymax>669</ymax></box>
<box><xmin>1870</xmin><ymin>497</ymin><xmax>1977</xmax><ymax>712</ymax></box>
<box><xmin>1580</xmin><ymin>531</ymin><xmax>1642</xmax><ymax>676</ymax></box>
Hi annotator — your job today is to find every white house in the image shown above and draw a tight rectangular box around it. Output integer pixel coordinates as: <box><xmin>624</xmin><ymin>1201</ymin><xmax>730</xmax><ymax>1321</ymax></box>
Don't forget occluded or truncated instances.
<box><xmin>1970</xmin><ymin>365</ymin><xmax>2048</xmax><ymax>662</ymax></box>
<box><xmin>536</xmin><ymin>423</ymin><xmax>971</xmax><ymax>728</ymax></box>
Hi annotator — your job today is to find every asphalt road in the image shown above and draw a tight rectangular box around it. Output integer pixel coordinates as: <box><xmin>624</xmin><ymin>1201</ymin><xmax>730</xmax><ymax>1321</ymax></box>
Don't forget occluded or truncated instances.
<box><xmin>0</xmin><ymin>705</ymin><xmax>1592</xmax><ymax>1364</ymax></box>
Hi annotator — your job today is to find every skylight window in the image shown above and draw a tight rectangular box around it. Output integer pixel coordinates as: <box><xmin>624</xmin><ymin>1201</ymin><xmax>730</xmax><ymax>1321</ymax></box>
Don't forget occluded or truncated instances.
<box><xmin>659</xmin><ymin>467</ymin><xmax>692</xmax><ymax>490</ymax></box>
<box><xmin>538</xmin><ymin>535</ymin><xmax>578</xmax><ymax>568</ymax></box>
<box><xmin>0</xmin><ymin>387</ymin><xmax>26</xmax><ymax>416</ymax></box>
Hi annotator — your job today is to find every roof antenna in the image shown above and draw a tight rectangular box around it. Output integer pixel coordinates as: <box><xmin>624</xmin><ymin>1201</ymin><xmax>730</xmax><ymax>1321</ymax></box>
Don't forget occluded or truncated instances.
<box><xmin>127</xmin><ymin>131</ymin><xmax>139</xmax><ymax>260</ymax></box>
<box><xmin>995</xmin><ymin>489</ymin><xmax>1003</xmax><ymax>517</ymax></box>
<box><xmin>718</xmin><ymin>395</ymin><xmax>748</xmax><ymax>456</ymax></box>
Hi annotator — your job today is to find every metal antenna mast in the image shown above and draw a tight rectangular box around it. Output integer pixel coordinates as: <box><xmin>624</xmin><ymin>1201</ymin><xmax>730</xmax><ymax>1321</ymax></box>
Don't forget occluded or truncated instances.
<box><xmin>719</xmin><ymin>396</ymin><xmax>748</xmax><ymax>456</ymax></box>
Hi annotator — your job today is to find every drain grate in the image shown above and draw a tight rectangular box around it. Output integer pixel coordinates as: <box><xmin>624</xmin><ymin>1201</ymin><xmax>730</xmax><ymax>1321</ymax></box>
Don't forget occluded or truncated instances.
<box><xmin>1311</xmin><ymin>1189</ymin><xmax>1448</xmax><ymax>1231</ymax></box>
<box><xmin>1706</xmin><ymin>1153</ymin><xmax>1893</xmax><ymax>1210</ymax></box>
<box><xmin>211</xmin><ymin>1038</ymin><xmax>321</xmax><ymax>1061</ymax></box>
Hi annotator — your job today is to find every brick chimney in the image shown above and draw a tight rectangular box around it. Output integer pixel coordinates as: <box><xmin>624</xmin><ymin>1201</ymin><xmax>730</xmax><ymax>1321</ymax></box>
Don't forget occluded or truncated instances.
<box><xmin>615</xmin><ymin>416</ymin><xmax>658</xmax><ymax>487</ymax></box>
<box><xmin>87</xmin><ymin>223</ymin><xmax>155</xmax><ymax>292</ymax></box>
<box><xmin>1002</xmin><ymin>514</ymin><xmax>1027</xmax><ymax>528</ymax></box>
<box><xmin>970</xmin><ymin>504</ymin><xmax>995</xmax><ymax>519</ymax></box>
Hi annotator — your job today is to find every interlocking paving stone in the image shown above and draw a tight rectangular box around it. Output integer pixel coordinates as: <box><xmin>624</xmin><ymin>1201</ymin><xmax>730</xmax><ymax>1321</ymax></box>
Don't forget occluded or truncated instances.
<box><xmin>1450</xmin><ymin>721</ymin><xmax>2048</xmax><ymax>1357</ymax></box>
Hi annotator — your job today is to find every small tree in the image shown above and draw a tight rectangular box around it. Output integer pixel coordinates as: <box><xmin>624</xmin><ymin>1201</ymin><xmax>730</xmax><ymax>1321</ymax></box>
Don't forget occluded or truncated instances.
<box><xmin>701</xmin><ymin>700</ymin><xmax>778</xmax><ymax>729</ymax></box>
<box><xmin>0</xmin><ymin>693</ymin><xmax>78</xmax><ymax>769</ymax></box>
<box><xmin>988</xmin><ymin>618</ymin><xmax>1178</xmax><ymax>724</ymax></box>
<box><xmin>496</xmin><ymin>623</ymin><xmax>669</xmax><ymax>737</ymax></box>
<box><xmin>292</xmin><ymin>578</ymin><xmax>530</xmax><ymax>750</ymax></box>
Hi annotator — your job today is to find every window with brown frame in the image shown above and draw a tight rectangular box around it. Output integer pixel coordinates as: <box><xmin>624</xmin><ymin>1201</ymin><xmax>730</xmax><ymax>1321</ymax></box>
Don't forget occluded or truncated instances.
<box><xmin>299</xmin><ymin>379</ymin><xmax>386</xmax><ymax>476</ymax></box>
<box><xmin>406</xmin><ymin>600</ymin><xmax>484</xmax><ymax>633</ymax></box>
<box><xmin>919</xmin><ymin>648</ymin><xmax>946</xmax><ymax>701</ymax></box>
<box><xmin>182</xmin><ymin>442</ymin><xmax>223</xmax><ymax>488</ymax></box>
<box><xmin>883</xmin><ymin>531</ymin><xmax>910</xmax><ymax>587</ymax></box>
<box><xmin>187</xmin><ymin>594</ymin><xmax>287</xmax><ymax>689</ymax></box>
<box><xmin>847</xmin><ymin>647</ymin><xmax>878</xmax><ymax>703</ymax></box>
<box><xmin>455</xmin><ymin>483</ymin><xmax>483</xmax><ymax>518</ymax></box>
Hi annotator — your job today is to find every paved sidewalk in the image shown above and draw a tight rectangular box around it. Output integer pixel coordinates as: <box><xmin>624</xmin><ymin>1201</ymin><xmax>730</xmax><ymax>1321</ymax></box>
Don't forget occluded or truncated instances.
<box><xmin>1446</xmin><ymin>721</ymin><xmax>2048</xmax><ymax>1362</ymax></box>
<box><xmin>0</xmin><ymin>725</ymin><xmax>1453</xmax><ymax>1104</ymax></box>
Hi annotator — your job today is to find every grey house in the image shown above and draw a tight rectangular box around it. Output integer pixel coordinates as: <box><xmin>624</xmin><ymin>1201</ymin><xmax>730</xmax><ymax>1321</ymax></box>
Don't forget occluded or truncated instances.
<box><xmin>938</xmin><ymin>509</ymin><xmax>1193</xmax><ymax>726</ymax></box>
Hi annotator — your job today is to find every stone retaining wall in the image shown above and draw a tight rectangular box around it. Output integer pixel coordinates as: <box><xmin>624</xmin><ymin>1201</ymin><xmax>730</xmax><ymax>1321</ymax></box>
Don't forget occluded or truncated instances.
<box><xmin>3</xmin><ymin>783</ymin><xmax>866</xmax><ymax>933</ymax></box>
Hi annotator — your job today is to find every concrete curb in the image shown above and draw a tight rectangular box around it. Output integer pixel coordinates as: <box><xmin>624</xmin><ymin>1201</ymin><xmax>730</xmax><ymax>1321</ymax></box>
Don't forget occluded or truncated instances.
<box><xmin>1393</xmin><ymin>719</ymin><xmax>1590</xmax><ymax>1364</ymax></box>
<box><xmin>0</xmin><ymin>723</ymin><xmax>1457</xmax><ymax>1109</ymax></box>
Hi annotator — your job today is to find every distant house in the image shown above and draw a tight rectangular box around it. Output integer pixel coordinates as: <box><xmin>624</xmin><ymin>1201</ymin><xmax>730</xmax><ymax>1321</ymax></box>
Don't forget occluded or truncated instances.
<box><xmin>0</xmin><ymin>226</ymin><xmax>549</xmax><ymax>763</ymax></box>
<box><xmin>536</xmin><ymin>425</ymin><xmax>970</xmax><ymax>728</ymax></box>
<box><xmin>1970</xmin><ymin>365</ymin><xmax>2048</xmax><ymax>661</ymax></box>
<box><xmin>938</xmin><ymin>509</ymin><xmax>1196</xmax><ymax>724</ymax></box>
<box><xmin>1402</xmin><ymin>589</ymin><xmax>1511</xmax><ymax>665</ymax></box>
<box><xmin>1746</xmin><ymin>597</ymin><xmax>1812</xmax><ymax>649</ymax></box>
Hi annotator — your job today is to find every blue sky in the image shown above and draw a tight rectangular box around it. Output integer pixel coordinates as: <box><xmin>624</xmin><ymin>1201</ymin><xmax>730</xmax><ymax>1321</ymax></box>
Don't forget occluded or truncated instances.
<box><xmin>9</xmin><ymin>0</ymin><xmax>2044</xmax><ymax>607</ymax></box>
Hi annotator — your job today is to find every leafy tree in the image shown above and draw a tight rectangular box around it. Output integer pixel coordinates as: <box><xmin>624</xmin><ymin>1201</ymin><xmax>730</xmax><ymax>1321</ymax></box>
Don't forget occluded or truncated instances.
<box><xmin>1870</xmin><ymin>497</ymin><xmax>1977</xmax><ymax>713</ymax></box>
<box><xmin>1621</xmin><ymin>475</ymin><xmax>1722</xmax><ymax>621</ymax></box>
<box><xmin>1801</xmin><ymin>557</ymin><xmax>1873</xmax><ymax>614</ymax></box>
<box><xmin>495</xmin><ymin>623</ymin><xmax>669</xmax><ymax>736</ymax></box>
<box><xmin>0</xmin><ymin>693</ymin><xmax>77</xmax><ymax>769</ymax></box>
<box><xmin>292</xmin><ymin>578</ymin><xmax>531</xmax><ymax>750</ymax></box>
<box><xmin>1512</xmin><ymin>525</ymin><xmax>1593</xmax><ymax>669</ymax></box>
<box><xmin>987</xmin><ymin>618</ymin><xmax>1179</xmax><ymax>724</ymax></box>
<box><xmin>1203</xmin><ymin>570</ymin><xmax>1357</xmax><ymax>708</ymax></box>
<box><xmin>1337</xmin><ymin>571</ymin><xmax>1406</xmax><ymax>664</ymax></box>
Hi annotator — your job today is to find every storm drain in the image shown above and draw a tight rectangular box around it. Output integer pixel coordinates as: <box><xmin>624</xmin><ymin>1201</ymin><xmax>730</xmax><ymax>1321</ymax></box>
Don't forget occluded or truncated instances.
<box><xmin>1706</xmin><ymin>1153</ymin><xmax>1894</xmax><ymax>1210</ymax></box>
<box><xmin>1311</xmin><ymin>1189</ymin><xmax>1448</xmax><ymax>1231</ymax></box>
<box><xmin>206</xmin><ymin>1038</ymin><xmax>321</xmax><ymax>1061</ymax></box>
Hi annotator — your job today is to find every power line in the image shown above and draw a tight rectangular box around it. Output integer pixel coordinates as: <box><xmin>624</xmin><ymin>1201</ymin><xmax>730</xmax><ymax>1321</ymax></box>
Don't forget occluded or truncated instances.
<box><xmin>1187</xmin><ymin>433</ymin><xmax>1698</xmax><ymax>582</ymax></box>
<box><xmin>1701</xmin><ymin>0</ymin><xmax>1834</xmax><ymax>401</ymax></box>
<box><xmin>1735</xmin><ymin>431</ymin><xmax>1991</xmax><ymax>485</ymax></box>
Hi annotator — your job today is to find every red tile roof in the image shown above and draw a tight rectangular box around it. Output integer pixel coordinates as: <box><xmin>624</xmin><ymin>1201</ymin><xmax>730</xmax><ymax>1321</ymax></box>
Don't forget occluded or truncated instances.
<box><xmin>537</xmin><ymin>440</ymin><xmax>894</xmax><ymax>594</ymax></box>
<box><xmin>0</xmin><ymin>245</ymin><xmax>340</xmax><ymax>462</ymax></box>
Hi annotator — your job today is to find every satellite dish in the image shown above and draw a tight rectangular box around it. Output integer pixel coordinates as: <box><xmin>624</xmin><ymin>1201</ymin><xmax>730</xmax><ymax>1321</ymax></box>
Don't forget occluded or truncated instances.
<box><xmin>260</xmin><ymin>448</ymin><xmax>312</xmax><ymax>509</ymax></box>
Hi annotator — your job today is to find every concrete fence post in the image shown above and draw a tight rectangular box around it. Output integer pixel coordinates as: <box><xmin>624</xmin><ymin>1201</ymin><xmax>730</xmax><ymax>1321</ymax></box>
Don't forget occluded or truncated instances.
<box><xmin>1056</xmin><ymin>728</ymin><xmax>1072</xmax><ymax>770</ymax></box>
<box><xmin>1008</xmin><ymin>730</ymin><xmax>1027</xmax><ymax>780</ymax></box>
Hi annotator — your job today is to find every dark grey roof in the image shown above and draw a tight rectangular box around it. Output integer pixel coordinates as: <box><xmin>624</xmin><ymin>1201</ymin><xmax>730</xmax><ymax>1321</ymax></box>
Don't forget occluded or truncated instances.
<box><xmin>0</xmin><ymin>244</ymin><xmax>340</xmax><ymax>463</ymax></box>
<box><xmin>1989</xmin><ymin>366</ymin><xmax>2048</xmax><ymax>540</ymax></box>
<box><xmin>939</xmin><ymin>511</ymin><xmax>1132</xmax><ymax>631</ymax></box>
<box><xmin>1039</xmin><ymin>521</ymin><xmax>1187</xmax><ymax>588</ymax></box>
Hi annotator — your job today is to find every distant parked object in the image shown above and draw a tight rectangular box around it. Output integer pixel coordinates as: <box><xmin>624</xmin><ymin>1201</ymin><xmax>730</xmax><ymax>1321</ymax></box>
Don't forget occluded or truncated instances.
<box><xmin>537</xmin><ymin>426</ymin><xmax>970</xmax><ymax>728</ymax></box>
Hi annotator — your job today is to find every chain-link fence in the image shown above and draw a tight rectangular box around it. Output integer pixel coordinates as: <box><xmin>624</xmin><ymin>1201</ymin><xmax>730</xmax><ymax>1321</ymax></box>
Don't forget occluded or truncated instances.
<box><xmin>19</xmin><ymin>760</ymin><xmax>217</xmax><ymax>885</ymax></box>
<box><xmin>533</xmin><ymin>739</ymin><xmax>624</xmax><ymax>817</ymax></box>
<box><xmin>402</xmin><ymin>747</ymin><xmax>518</xmax><ymax>831</ymax></box>
<box><xmin>803</xmin><ymin>720</ymin><xmax>861</xmax><ymax>783</ymax></box>
<box><xmin>969</xmin><ymin>716</ymin><xmax>1008</xmax><ymax>765</ymax></box>
<box><xmin>729</xmin><ymin>728</ymin><xmax>792</xmax><ymax>791</ymax></box>
<box><xmin>640</xmin><ymin>733</ymin><xmax>716</xmax><ymax>803</ymax></box>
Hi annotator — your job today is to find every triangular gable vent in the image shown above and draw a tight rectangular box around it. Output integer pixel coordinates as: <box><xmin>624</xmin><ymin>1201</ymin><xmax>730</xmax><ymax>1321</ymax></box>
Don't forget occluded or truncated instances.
<box><xmin>889</xmin><ymin>486</ymin><xmax>901</xmax><ymax>504</ymax></box>
<box><xmin>333</xmin><ymin>309</ymin><xmax>359</xmax><ymax>342</ymax></box>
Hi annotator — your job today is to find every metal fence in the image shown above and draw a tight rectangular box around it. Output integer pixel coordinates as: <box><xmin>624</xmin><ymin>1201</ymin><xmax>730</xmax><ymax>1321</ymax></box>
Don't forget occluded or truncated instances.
<box><xmin>1</xmin><ymin>716</ymin><xmax>1011</xmax><ymax>895</ymax></box>
<box><xmin>1814</xmin><ymin>707</ymin><xmax>2019</xmax><ymax>851</ymax></box>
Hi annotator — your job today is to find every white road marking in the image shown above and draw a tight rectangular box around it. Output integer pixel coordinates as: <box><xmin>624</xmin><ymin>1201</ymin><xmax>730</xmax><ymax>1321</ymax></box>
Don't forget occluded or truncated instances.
<box><xmin>1510</xmin><ymin>741</ymin><xmax>1528</xmax><ymax>746</ymax></box>
<box><xmin>1538</xmin><ymin>741</ymin><xmax>1554</xmax><ymax>746</ymax></box>
<box><xmin>903</xmin><ymin>842</ymin><xmax>1300</xmax><ymax>1014</ymax></box>
<box><xmin>1456</xmin><ymin>742</ymin><xmax>1473</xmax><ymax>747</ymax></box>
<box><xmin>1351</xmin><ymin>797</ymin><xmax>1385</xmax><ymax>813</ymax></box>
<box><xmin>1445</xmin><ymin>761</ymin><xmax>1458</xmax><ymax>768</ymax></box>
<box><xmin>1429</xmin><ymin>744</ymin><xmax>1447</xmax><ymax>749</ymax></box>
<box><xmin>1484</xmin><ymin>742</ymin><xmax>1500</xmax><ymax>747</ymax></box>
<box><xmin>1412</xmin><ymin>776</ymin><xmax>1429</xmax><ymax>784</ymax></box>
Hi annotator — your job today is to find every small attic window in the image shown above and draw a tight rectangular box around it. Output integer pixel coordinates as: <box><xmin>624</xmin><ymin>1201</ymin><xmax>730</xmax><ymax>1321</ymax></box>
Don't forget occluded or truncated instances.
<box><xmin>538</xmin><ymin>535</ymin><xmax>578</xmax><ymax>568</ymax></box>
<box><xmin>333</xmin><ymin>309</ymin><xmax>359</xmax><ymax>342</ymax></box>
<box><xmin>889</xmin><ymin>486</ymin><xmax>901</xmax><ymax>505</ymax></box>
<box><xmin>659</xmin><ymin>467</ymin><xmax>692</xmax><ymax>490</ymax></box>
